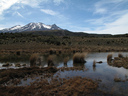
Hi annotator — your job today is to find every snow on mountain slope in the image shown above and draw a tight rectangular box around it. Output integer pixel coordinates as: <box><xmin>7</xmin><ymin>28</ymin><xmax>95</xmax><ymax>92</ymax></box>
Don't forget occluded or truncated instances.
<box><xmin>0</xmin><ymin>22</ymin><xmax>62</xmax><ymax>33</ymax></box>
<box><xmin>10</xmin><ymin>25</ymin><xmax>22</xmax><ymax>30</ymax></box>
<box><xmin>42</xmin><ymin>24</ymin><xmax>51</xmax><ymax>29</ymax></box>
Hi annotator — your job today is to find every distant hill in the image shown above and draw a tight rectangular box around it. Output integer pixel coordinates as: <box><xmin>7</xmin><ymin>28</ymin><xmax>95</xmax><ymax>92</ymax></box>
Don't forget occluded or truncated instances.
<box><xmin>22</xmin><ymin>30</ymin><xmax>112</xmax><ymax>37</ymax></box>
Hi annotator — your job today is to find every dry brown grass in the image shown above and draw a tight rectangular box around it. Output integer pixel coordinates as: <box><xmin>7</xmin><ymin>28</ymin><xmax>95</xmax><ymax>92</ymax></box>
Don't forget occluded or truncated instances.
<box><xmin>1</xmin><ymin>36</ymin><xmax>128</xmax><ymax>55</ymax></box>
<box><xmin>107</xmin><ymin>54</ymin><xmax>128</xmax><ymax>69</ymax></box>
<box><xmin>73</xmin><ymin>52</ymin><xmax>87</xmax><ymax>63</ymax></box>
<box><xmin>107</xmin><ymin>54</ymin><xmax>112</xmax><ymax>62</ymax></box>
<box><xmin>93</xmin><ymin>60</ymin><xmax>96</xmax><ymax>67</ymax></box>
<box><xmin>63</xmin><ymin>56</ymin><xmax>69</xmax><ymax>64</ymax></box>
<box><xmin>118</xmin><ymin>53</ymin><xmax>123</xmax><ymax>58</ymax></box>
<box><xmin>15</xmin><ymin>63</ymin><xmax>21</xmax><ymax>67</ymax></box>
<box><xmin>2</xmin><ymin>62</ymin><xmax>11</xmax><ymax>67</ymax></box>
<box><xmin>29</xmin><ymin>53</ymin><xmax>39</xmax><ymax>67</ymax></box>
<box><xmin>0</xmin><ymin>76</ymin><xmax>99</xmax><ymax>96</ymax></box>
<box><xmin>47</xmin><ymin>55</ymin><xmax>56</xmax><ymax>66</ymax></box>
<box><xmin>0</xmin><ymin>67</ymin><xmax>58</xmax><ymax>85</ymax></box>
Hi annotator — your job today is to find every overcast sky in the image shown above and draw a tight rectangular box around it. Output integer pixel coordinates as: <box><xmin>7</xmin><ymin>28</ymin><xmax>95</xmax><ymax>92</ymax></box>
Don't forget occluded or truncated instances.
<box><xmin>0</xmin><ymin>0</ymin><xmax>128</xmax><ymax>34</ymax></box>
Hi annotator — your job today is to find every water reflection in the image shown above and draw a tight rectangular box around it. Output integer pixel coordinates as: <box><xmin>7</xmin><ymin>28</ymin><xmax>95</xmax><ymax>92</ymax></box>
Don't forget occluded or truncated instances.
<box><xmin>1</xmin><ymin>52</ymin><xmax>128</xmax><ymax>95</ymax></box>
<box><xmin>64</xmin><ymin>63</ymin><xmax>67</xmax><ymax>67</ymax></box>
<box><xmin>1</xmin><ymin>52</ymin><xmax>128</xmax><ymax>69</ymax></box>
<box><xmin>73</xmin><ymin>63</ymin><xmax>85</xmax><ymax>70</ymax></box>
<box><xmin>93</xmin><ymin>66</ymin><xmax>96</xmax><ymax>71</ymax></box>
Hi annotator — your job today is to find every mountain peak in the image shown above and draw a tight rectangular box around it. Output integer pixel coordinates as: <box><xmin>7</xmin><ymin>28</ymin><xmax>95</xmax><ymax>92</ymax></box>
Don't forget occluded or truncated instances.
<box><xmin>0</xmin><ymin>22</ymin><xmax>62</xmax><ymax>33</ymax></box>
<box><xmin>51</xmin><ymin>24</ymin><xmax>61</xmax><ymax>30</ymax></box>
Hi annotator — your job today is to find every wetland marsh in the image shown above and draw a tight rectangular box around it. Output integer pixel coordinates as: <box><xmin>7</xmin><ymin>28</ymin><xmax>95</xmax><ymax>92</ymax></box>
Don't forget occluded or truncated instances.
<box><xmin>0</xmin><ymin>33</ymin><xmax>128</xmax><ymax>95</ymax></box>
<box><xmin>0</xmin><ymin>52</ymin><xmax>128</xmax><ymax>96</ymax></box>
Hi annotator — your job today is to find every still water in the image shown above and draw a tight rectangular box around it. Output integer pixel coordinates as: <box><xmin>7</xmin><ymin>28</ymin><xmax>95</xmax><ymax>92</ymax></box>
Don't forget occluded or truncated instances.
<box><xmin>0</xmin><ymin>52</ymin><xmax>128</xmax><ymax>95</ymax></box>
<box><xmin>54</xmin><ymin>52</ymin><xmax>128</xmax><ymax>95</ymax></box>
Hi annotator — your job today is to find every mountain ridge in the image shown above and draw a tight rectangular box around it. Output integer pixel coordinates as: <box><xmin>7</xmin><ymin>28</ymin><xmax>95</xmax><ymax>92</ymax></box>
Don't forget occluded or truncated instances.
<box><xmin>0</xmin><ymin>22</ymin><xmax>62</xmax><ymax>33</ymax></box>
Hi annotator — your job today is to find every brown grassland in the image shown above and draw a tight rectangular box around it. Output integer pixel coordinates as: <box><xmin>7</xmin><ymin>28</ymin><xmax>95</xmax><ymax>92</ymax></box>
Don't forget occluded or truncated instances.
<box><xmin>0</xmin><ymin>33</ymin><xmax>128</xmax><ymax>56</ymax></box>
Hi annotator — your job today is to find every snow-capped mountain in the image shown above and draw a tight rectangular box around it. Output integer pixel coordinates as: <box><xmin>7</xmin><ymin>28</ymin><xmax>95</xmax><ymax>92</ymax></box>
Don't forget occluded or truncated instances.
<box><xmin>0</xmin><ymin>22</ymin><xmax>62</xmax><ymax>33</ymax></box>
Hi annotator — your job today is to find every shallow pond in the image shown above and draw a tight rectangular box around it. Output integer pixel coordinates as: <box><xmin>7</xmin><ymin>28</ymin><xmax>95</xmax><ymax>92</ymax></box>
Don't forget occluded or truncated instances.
<box><xmin>54</xmin><ymin>52</ymin><xmax>128</xmax><ymax>95</ymax></box>
<box><xmin>0</xmin><ymin>52</ymin><xmax>128</xmax><ymax>95</ymax></box>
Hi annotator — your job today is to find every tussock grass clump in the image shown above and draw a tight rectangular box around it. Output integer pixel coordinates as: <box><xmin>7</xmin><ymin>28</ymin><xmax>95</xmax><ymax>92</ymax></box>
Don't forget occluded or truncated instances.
<box><xmin>29</xmin><ymin>53</ymin><xmax>39</xmax><ymax>67</ymax></box>
<box><xmin>107</xmin><ymin>54</ymin><xmax>112</xmax><ymax>62</ymax></box>
<box><xmin>15</xmin><ymin>63</ymin><xmax>21</xmax><ymax>67</ymax></box>
<box><xmin>114</xmin><ymin>77</ymin><xmax>122</xmax><ymax>82</ymax></box>
<box><xmin>47</xmin><ymin>55</ymin><xmax>56</xmax><ymax>66</ymax></box>
<box><xmin>118</xmin><ymin>53</ymin><xmax>123</xmax><ymax>58</ymax></box>
<box><xmin>22</xmin><ymin>64</ymin><xmax>27</xmax><ymax>66</ymax></box>
<box><xmin>73</xmin><ymin>52</ymin><xmax>87</xmax><ymax>63</ymax></box>
<box><xmin>2</xmin><ymin>63</ymin><xmax>12</xmax><ymax>67</ymax></box>
<box><xmin>114</xmin><ymin>57</ymin><xmax>121</xmax><ymax>60</ymax></box>
<box><xmin>107</xmin><ymin>54</ymin><xmax>128</xmax><ymax>69</ymax></box>
<box><xmin>63</xmin><ymin>56</ymin><xmax>69</xmax><ymax>64</ymax></box>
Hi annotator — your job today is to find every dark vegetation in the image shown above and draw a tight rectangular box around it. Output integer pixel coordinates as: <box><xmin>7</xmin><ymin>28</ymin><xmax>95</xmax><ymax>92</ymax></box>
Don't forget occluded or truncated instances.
<box><xmin>0</xmin><ymin>54</ymin><xmax>30</xmax><ymax>62</ymax></box>
<box><xmin>22</xmin><ymin>30</ymin><xmax>112</xmax><ymax>37</ymax></box>
<box><xmin>0</xmin><ymin>32</ymin><xmax>128</xmax><ymax>56</ymax></box>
